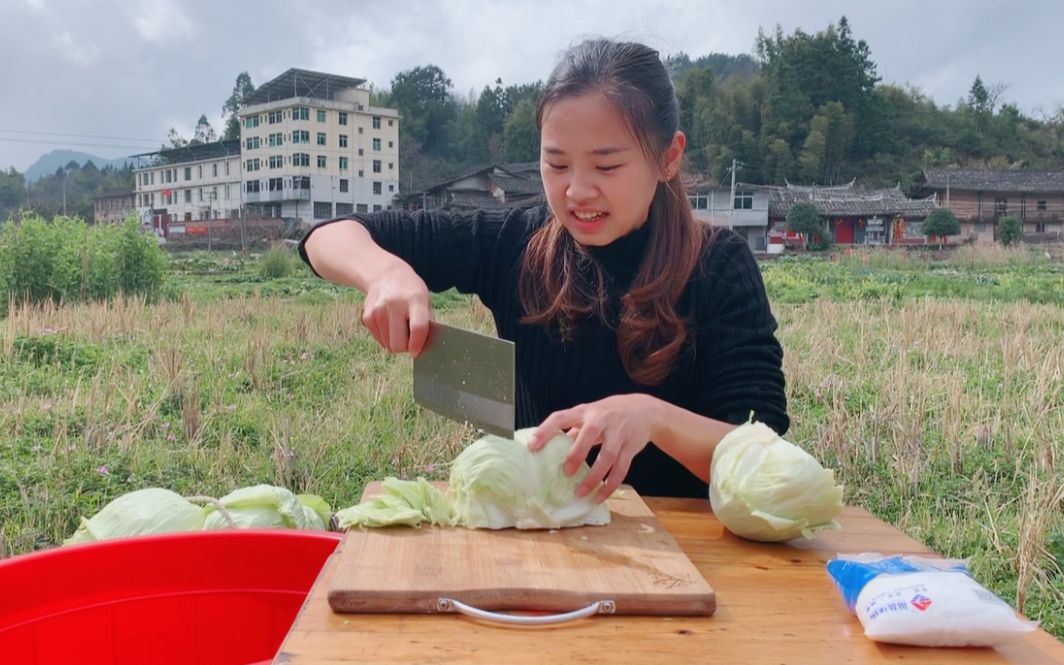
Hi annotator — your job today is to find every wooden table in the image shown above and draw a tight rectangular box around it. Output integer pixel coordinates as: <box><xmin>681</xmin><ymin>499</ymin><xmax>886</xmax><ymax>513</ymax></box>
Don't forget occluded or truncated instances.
<box><xmin>275</xmin><ymin>499</ymin><xmax>1064</xmax><ymax>664</ymax></box>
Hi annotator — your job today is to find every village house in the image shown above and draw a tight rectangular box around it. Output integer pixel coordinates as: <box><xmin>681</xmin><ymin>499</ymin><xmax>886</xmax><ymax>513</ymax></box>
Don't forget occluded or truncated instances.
<box><xmin>396</xmin><ymin>162</ymin><xmax>544</xmax><ymax>211</ymax></box>
<box><xmin>684</xmin><ymin>174</ymin><xmax>771</xmax><ymax>251</ymax></box>
<box><xmin>916</xmin><ymin>169</ymin><xmax>1064</xmax><ymax>242</ymax></box>
<box><xmin>743</xmin><ymin>181</ymin><xmax>937</xmax><ymax>247</ymax></box>
<box><xmin>92</xmin><ymin>188</ymin><xmax>135</xmax><ymax>224</ymax></box>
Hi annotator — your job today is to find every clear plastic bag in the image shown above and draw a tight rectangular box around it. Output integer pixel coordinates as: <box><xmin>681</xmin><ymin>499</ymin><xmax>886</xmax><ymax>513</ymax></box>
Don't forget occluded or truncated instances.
<box><xmin>826</xmin><ymin>553</ymin><xmax>1038</xmax><ymax>647</ymax></box>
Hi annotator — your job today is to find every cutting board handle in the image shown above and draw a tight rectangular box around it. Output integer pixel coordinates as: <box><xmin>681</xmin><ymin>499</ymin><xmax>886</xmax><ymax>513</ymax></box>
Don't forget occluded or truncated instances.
<box><xmin>435</xmin><ymin>598</ymin><xmax>616</xmax><ymax>626</ymax></box>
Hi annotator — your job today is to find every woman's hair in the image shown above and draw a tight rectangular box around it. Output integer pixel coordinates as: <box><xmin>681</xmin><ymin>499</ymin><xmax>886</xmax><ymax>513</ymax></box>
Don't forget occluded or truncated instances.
<box><xmin>519</xmin><ymin>39</ymin><xmax>707</xmax><ymax>386</ymax></box>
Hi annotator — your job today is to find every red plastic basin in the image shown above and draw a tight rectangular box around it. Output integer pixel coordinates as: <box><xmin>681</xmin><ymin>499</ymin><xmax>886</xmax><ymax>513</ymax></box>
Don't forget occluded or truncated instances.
<box><xmin>0</xmin><ymin>530</ymin><xmax>341</xmax><ymax>665</ymax></box>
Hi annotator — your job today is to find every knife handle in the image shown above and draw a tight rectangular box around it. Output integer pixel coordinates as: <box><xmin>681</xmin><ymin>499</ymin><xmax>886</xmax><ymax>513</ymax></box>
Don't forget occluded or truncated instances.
<box><xmin>435</xmin><ymin>598</ymin><xmax>616</xmax><ymax>625</ymax></box>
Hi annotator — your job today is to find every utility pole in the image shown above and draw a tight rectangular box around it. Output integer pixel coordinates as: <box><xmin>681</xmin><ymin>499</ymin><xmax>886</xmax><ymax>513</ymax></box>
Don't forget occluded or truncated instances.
<box><xmin>728</xmin><ymin>158</ymin><xmax>737</xmax><ymax>230</ymax></box>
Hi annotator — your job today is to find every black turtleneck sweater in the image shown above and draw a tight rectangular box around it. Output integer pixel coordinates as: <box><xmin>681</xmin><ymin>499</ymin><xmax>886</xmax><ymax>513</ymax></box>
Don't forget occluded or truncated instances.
<box><xmin>299</xmin><ymin>205</ymin><xmax>788</xmax><ymax>498</ymax></box>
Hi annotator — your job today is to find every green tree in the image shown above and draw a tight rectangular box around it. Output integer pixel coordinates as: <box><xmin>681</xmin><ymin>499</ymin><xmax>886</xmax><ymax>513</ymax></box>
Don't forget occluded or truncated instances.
<box><xmin>921</xmin><ymin>208</ymin><xmax>960</xmax><ymax>248</ymax></box>
<box><xmin>997</xmin><ymin>215</ymin><xmax>1022</xmax><ymax>246</ymax></box>
<box><xmin>503</xmin><ymin>98</ymin><xmax>539</xmax><ymax>163</ymax></box>
<box><xmin>388</xmin><ymin>65</ymin><xmax>456</xmax><ymax>155</ymax></box>
<box><xmin>191</xmin><ymin>115</ymin><xmax>217</xmax><ymax>145</ymax></box>
<box><xmin>0</xmin><ymin>167</ymin><xmax>26</xmax><ymax>219</ymax></box>
<box><xmin>786</xmin><ymin>202</ymin><xmax>823</xmax><ymax>250</ymax></box>
<box><xmin>222</xmin><ymin>72</ymin><xmax>256</xmax><ymax>140</ymax></box>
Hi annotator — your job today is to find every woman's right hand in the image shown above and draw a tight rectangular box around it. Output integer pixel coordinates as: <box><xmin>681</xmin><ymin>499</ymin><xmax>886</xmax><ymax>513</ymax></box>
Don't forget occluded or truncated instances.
<box><xmin>361</xmin><ymin>263</ymin><xmax>434</xmax><ymax>356</ymax></box>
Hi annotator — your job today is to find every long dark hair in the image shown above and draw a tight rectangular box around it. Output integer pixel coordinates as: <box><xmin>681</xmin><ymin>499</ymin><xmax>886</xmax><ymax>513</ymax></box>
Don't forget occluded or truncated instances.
<box><xmin>519</xmin><ymin>39</ymin><xmax>707</xmax><ymax>386</ymax></box>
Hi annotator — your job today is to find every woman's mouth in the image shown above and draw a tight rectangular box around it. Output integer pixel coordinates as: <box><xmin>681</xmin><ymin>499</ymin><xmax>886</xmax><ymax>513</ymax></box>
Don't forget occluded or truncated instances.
<box><xmin>570</xmin><ymin>210</ymin><xmax>609</xmax><ymax>232</ymax></box>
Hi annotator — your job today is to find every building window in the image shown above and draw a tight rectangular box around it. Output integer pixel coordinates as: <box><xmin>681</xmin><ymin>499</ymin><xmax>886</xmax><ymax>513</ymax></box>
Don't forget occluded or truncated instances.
<box><xmin>388</xmin><ymin>140</ymin><xmax>393</xmax><ymax>148</ymax></box>
<box><xmin>372</xmin><ymin>116</ymin><xmax>381</xmax><ymax>129</ymax></box>
<box><xmin>293</xmin><ymin>107</ymin><xmax>310</xmax><ymax>121</ymax></box>
<box><xmin>336</xmin><ymin>202</ymin><xmax>353</xmax><ymax>215</ymax></box>
<box><xmin>245</xmin><ymin>180</ymin><xmax>260</xmax><ymax>193</ymax></box>
<box><xmin>268</xmin><ymin>110</ymin><xmax>284</xmax><ymax>124</ymax></box>
<box><xmin>317</xmin><ymin>132</ymin><xmax>327</xmax><ymax>146</ymax></box>
<box><xmin>388</xmin><ymin>119</ymin><xmax>393</xmax><ymax>127</ymax></box>
<box><xmin>212</xmin><ymin>163</ymin><xmax>218</xmax><ymax>177</ymax></box>
<box><xmin>292</xmin><ymin>176</ymin><xmax>310</xmax><ymax>190</ymax></box>
<box><xmin>357</xmin><ymin>148</ymin><xmax>364</xmax><ymax>156</ymax></box>
<box><xmin>198</xmin><ymin>165</ymin><xmax>203</xmax><ymax>179</ymax></box>
<box><xmin>339</xmin><ymin>156</ymin><xmax>349</xmax><ymax>170</ymax></box>
<box><xmin>292</xmin><ymin>130</ymin><xmax>310</xmax><ymax>144</ymax></box>
<box><xmin>372</xmin><ymin>160</ymin><xmax>382</xmax><ymax>173</ymax></box>
<box><xmin>339</xmin><ymin>179</ymin><xmax>349</xmax><ymax>193</ymax></box>
<box><xmin>313</xmin><ymin>201</ymin><xmax>333</xmax><ymax>218</ymax></box>
<box><xmin>356</xmin><ymin>203</ymin><xmax>368</xmax><ymax>212</ymax></box>
<box><xmin>225</xmin><ymin>161</ymin><xmax>230</xmax><ymax>176</ymax></box>
<box><xmin>995</xmin><ymin>197</ymin><xmax>1008</xmax><ymax>216</ymax></box>
<box><xmin>317</xmin><ymin>109</ymin><xmax>326</xmax><ymax>122</ymax></box>
<box><xmin>373</xmin><ymin>181</ymin><xmax>382</xmax><ymax>195</ymax></box>
<box><xmin>388</xmin><ymin>184</ymin><xmax>394</xmax><ymax>192</ymax></box>
<box><xmin>373</xmin><ymin>204</ymin><xmax>382</xmax><ymax>211</ymax></box>
<box><xmin>268</xmin><ymin>177</ymin><xmax>283</xmax><ymax>191</ymax></box>
<box><xmin>317</xmin><ymin>155</ymin><xmax>327</xmax><ymax>168</ymax></box>
<box><xmin>183</xmin><ymin>190</ymin><xmax>191</xmax><ymax>203</ymax></box>
<box><xmin>292</xmin><ymin>153</ymin><xmax>310</xmax><ymax>167</ymax></box>
<box><xmin>184</xmin><ymin>167</ymin><xmax>192</xmax><ymax>181</ymax></box>
<box><xmin>734</xmin><ymin>191</ymin><xmax>753</xmax><ymax>209</ymax></box>
<box><xmin>198</xmin><ymin>188</ymin><xmax>203</xmax><ymax>202</ymax></box>
<box><xmin>245</xmin><ymin>137</ymin><xmax>259</xmax><ymax>150</ymax></box>
<box><xmin>358</xmin><ymin>126</ymin><xmax>363</xmax><ymax>134</ymax></box>
<box><xmin>358</xmin><ymin>169</ymin><xmax>364</xmax><ymax>177</ymax></box>
<box><xmin>268</xmin><ymin>155</ymin><xmax>283</xmax><ymax>169</ymax></box>
<box><xmin>268</xmin><ymin>133</ymin><xmax>284</xmax><ymax>147</ymax></box>
<box><xmin>372</xmin><ymin>138</ymin><xmax>381</xmax><ymax>151</ymax></box>
<box><xmin>245</xmin><ymin>158</ymin><xmax>260</xmax><ymax>172</ymax></box>
<box><xmin>339</xmin><ymin>112</ymin><xmax>348</xmax><ymax>126</ymax></box>
<box><xmin>243</xmin><ymin>115</ymin><xmax>260</xmax><ymax>129</ymax></box>
<box><xmin>225</xmin><ymin>184</ymin><xmax>230</xmax><ymax>198</ymax></box>
<box><xmin>1038</xmin><ymin>200</ymin><xmax>1048</xmax><ymax>211</ymax></box>
<box><xmin>339</xmin><ymin>134</ymin><xmax>348</xmax><ymax>148</ymax></box>
<box><xmin>388</xmin><ymin>162</ymin><xmax>394</xmax><ymax>170</ymax></box>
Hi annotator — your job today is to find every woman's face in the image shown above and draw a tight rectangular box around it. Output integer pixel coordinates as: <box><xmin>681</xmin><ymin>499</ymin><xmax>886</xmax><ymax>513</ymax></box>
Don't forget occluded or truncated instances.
<box><xmin>539</xmin><ymin>92</ymin><xmax>683</xmax><ymax>247</ymax></box>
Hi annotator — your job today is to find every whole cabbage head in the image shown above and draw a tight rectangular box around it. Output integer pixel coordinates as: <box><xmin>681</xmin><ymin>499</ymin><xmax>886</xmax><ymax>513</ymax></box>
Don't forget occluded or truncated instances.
<box><xmin>709</xmin><ymin>421</ymin><xmax>843</xmax><ymax>542</ymax></box>
<box><xmin>64</xmin><ymin>488</ymin><xmax>206</xmax><ymax>545</ymax></box>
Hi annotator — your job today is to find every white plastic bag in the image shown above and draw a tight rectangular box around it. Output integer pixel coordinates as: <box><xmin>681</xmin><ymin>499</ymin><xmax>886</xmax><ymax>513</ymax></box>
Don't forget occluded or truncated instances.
<box><xmin>827</xmin><ymin>554</ymin><xmax>1038</xmax><ymax>647</ymax></box>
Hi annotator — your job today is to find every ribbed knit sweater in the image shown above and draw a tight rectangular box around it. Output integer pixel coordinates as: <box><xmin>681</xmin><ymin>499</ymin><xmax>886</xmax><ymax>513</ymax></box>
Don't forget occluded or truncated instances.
<box><xmin>299</xmin><ymin>205</ymin><xmax>788</xmax><ymax>498</ymax></box>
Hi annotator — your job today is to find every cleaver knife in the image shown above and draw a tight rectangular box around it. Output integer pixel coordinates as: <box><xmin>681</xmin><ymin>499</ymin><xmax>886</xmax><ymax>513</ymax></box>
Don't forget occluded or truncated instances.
<box><xmin>413</xmin><ymin>321</ymin><xmax>515</xmax><ymax>438</ymax></box>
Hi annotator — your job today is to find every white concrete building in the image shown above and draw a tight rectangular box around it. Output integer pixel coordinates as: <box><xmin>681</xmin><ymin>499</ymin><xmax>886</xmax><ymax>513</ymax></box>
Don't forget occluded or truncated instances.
<box><xmin>133</xmin><ymin>140</ymin><xmax>242</xmax><ymax>223</ymax></box>
<box><xmin>238</xmin><ymin>68</ymin><xmax>400</xmax><ymax>221</ymax></box>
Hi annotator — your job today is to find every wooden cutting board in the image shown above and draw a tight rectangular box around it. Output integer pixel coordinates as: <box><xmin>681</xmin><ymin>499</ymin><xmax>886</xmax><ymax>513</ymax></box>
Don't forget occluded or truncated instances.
<box><xmin>327</xmin><ymin>483</ymin><xmax>715</xmax><ymax>616</ymax></box>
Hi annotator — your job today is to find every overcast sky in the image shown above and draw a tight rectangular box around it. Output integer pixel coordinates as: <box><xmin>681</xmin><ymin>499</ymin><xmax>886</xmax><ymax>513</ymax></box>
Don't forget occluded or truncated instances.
<box><xmin>2</xmin><ymin>0</ymin><xmax>1062</xmax><ymax>172</ymax></box>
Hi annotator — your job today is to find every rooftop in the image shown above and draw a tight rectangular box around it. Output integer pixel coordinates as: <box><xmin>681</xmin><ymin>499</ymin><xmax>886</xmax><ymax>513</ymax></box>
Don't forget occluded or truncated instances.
<box><xmin>922</xmin><ymin>169</ymin><xmax>1064</xmax><ymax>193</ymax></box>
<box><xmin>744</xmin><ymin>181</ymin><xmax>936</xmax><ymax>218</ymax></box>
<box><xmin>132</xmin><ymin>139</ymin><xmax>242</xmax><ymax>167</ymax></box>
<box><xmin>244</xmin><ymin>68</ymin><xmax>367</xmax><ymax>106</ymax></box>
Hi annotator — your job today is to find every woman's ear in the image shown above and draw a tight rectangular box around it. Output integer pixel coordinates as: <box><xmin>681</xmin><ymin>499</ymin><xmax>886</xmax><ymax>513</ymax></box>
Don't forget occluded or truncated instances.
<box><xmin>661</xmin><ymin>130</ymin><xmax>686</xmax><ymax>181</ymax></box>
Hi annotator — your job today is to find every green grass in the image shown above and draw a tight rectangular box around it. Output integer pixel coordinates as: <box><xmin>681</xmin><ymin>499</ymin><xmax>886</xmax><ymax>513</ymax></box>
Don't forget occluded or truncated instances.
<box><xmin>1</xmin><ymin>244</ymin><xmax>1061</xmax><ymax>638</ymax></box>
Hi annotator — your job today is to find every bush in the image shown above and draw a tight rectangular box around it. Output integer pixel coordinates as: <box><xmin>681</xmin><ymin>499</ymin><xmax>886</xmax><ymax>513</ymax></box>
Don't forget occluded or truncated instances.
<box><xmin>997</xmin><ymin>216</ymin><xmax>1022</xmax><ymax>247</ymax></box>
<box><xmin>786</xmin><ymin>203</ymin><xmax>826</xmax><ymax>250</ymax></box>
<box><xmin>0</xmin><ymin>214</ymin><xmax>167</xmax><ymax>308</ymax></box>
<box><xmin>258</xmin><ymin>243</ymin><xmax>300</xmax><ymax>279</ymax></box>
<box><xmin>922</xmin><ymin>208</ymin><xmax>960</xmax><ymax>248</ymax></box>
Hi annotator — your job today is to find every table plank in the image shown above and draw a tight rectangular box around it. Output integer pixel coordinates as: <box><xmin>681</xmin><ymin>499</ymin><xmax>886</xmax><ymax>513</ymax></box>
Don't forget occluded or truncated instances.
<box><xmin>275</xmin><ymin>501</ymin><xmax>1064</xmax><ymax>665</ymax></box>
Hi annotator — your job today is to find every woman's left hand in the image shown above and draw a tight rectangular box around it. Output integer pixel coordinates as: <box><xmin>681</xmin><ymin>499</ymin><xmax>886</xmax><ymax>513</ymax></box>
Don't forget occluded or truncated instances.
<box><xmin>527</xmin><ymin>394</ymin><xmax>663</xmax><ymax>503</ymax></box>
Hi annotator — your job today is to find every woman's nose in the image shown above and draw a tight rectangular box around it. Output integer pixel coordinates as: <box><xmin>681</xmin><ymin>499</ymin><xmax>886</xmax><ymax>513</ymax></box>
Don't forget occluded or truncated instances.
<box><xmin>566</xmin><ymin>170</ymin><xmax>597</xmax><ymax>202</ymax></box>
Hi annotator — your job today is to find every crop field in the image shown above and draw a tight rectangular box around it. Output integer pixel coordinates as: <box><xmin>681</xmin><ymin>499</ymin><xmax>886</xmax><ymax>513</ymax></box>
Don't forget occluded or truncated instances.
<box><xmin>1</xmin><ymin>243</ymin><xmax>1061</xmax><ymax>637</ymax></box>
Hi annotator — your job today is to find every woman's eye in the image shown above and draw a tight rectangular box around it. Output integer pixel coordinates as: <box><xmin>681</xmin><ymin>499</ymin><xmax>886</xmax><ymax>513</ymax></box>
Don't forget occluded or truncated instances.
<box><xmin>597</xmin><ymin>165</ymin><xmax>621</xmax><ymax>172</ymax></box>
<box><xmin>546</xmin><ymin>163</ymin><xmax>568</xmax><ymax>171</ymax></box>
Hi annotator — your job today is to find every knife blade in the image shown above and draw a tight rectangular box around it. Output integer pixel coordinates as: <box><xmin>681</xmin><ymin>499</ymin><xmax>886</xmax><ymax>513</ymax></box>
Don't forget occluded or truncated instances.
<box><xmin>413</xmin><ymin>321</ymin><xmax>515</xmax><ymax>438</ymax></box>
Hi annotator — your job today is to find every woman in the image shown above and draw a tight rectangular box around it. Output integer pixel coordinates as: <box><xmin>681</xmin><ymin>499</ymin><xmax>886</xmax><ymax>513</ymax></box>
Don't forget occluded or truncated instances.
<box><xmin>300</xmin><ymin>39</ymin><xmax>788</xmax><ymax>501</ymax></box>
